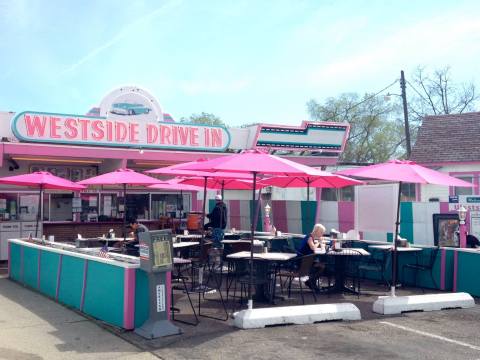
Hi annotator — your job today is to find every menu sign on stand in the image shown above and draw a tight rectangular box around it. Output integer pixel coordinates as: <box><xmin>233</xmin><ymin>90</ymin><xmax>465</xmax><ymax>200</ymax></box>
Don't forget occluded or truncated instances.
<box><xmin>135</xmin><ymin>230</ymin><xmax>179</xmax><ymax>339</ymax></box>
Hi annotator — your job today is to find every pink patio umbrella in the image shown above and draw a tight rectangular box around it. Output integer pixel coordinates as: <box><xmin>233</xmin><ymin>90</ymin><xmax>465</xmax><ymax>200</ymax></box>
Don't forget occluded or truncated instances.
<box><xmin>0</xmin><ymin>171</ymin><xmax>85</xmax><ymax>237</ymax></box>
<box><xmin>78</xmin><ymin>168</ymin><xmax>161</xmax><ymax>241</ymax></box>
<box><xmin>172</xmin><ymin>149</ymin><xmax>337</xmax><ymax>309</ymax></box>
<box><xmin>337</xmin><ymin>159</ymin><xmax>474</xmax><ymax>296</ymax></box>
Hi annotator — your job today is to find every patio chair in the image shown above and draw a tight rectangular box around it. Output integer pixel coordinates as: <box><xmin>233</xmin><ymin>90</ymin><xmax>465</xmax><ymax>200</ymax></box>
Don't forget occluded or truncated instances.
<box><xmin>357</xmin><ymin>249</ymin><xmax>390</xmax><ymax>292</ymax></box>
<box><xmin>171</xmin><ymin>258</ymin><xmax>199</xmax><ymax>326</ymax></box>
<box><xmin>402</xmin><ymin>246</ymin><xmax>440</xmax><ymax>292</ymax></box>
<box><xmin>277</xmin><ymin>254</ymin><xmax>317</xmax><ymax>304</ymax></box>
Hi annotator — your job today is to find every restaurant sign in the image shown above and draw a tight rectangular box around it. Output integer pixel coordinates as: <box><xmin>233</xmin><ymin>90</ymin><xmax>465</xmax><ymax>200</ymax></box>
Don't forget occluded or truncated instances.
<box><xmin>11</xmin><ymin>111</ymin><xmax>230</xmax><ymax>152</ymax></box>
<box><xmin>253</xmin><ymin>121</ymin><xmax>349</xmax><ymax>152</ymax></box>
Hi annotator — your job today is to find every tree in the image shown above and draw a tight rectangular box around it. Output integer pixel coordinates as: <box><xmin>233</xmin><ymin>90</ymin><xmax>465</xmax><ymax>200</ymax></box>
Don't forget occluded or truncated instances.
<box><xmin>307</xmin><ymin>93</ymin><xmax>404</xmax><ymax>163</ymax></box>
<box><xmin>180</xmin><ymin>112</ymin><xmax>225</xmax><ymax>126</ymax></box>
<box><xmin>407</xmin><ymin>66</ymin><xmax>479</xmax><ymax>142</ymax></box>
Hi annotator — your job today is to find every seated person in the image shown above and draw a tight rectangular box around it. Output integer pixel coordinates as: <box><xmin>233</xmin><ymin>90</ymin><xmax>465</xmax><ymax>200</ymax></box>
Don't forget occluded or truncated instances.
<box><xmin>466</xmin><ymin>234</ymin><xmax>480</xmax><ymax>248</ymax></box>
<box><xmin>119</xmin><ymin>218</ymin><xmax>149</xmax><ymax>254</ymax></box>
<box><xmin>297</xmin><ymin>223</ymin><xmax>327</xmax><ymax>292</ymax></box>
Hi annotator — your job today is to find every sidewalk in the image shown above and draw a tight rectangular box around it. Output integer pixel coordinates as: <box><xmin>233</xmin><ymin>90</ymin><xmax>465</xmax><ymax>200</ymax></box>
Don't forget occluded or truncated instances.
<box><xmin>0</xmin><ymin>274</ymin><xmax>158</xmax><ymax>360</ymax></box>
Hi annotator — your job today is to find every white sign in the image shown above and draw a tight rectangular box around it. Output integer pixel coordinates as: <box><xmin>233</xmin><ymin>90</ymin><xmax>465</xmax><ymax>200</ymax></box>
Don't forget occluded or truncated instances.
<box><xmin>156</xmin><ymin>284</ymin><xmax>165</xmax><ymax>312</ymax></box>
<box><xmin>470</xmin><ymin>212</ymin><xmax>480</xmax><ymax>239</ymax></box>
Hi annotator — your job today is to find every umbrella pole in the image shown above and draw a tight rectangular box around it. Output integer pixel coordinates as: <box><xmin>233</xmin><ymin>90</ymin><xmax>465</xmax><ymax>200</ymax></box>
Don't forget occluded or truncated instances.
<box><xmin>221</xmin><ymin>180</ymin><xmax>225</xmax><ymax>200</ymax></box>
<box><xmin>198</xmin><ymin>176</ymin><xmax>208</xmax><ymax>287</ymax></box>
<box><xmin>35</xmin><ymin>184</ymin><xmax>43</xmax><ymax>238</ymax></box>
<box><xmin>123</xmin><ymin>183</ymin><xmax>127</xmax><ymax>243</ymax></box>
<box><xmin>391</xmin><ymin>181</ymin><xmax>402</xmax><ymax>297</ymax></box>
<box><xmin>248</xmin><ymin>172</ymin><xmax>258</xmax><ymax>310</ymax></box>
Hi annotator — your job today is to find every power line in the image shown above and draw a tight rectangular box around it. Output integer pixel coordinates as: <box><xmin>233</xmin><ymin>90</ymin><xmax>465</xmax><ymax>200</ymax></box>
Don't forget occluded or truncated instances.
<box><xmin>405</xmin><ymin>80</ymin><xmax>431</xmax><ymax>104</ymax></box>
<box><xmin>318</xmin><ymin>79</ymin><xmax>399</xmax><ymax>122</ymax></box>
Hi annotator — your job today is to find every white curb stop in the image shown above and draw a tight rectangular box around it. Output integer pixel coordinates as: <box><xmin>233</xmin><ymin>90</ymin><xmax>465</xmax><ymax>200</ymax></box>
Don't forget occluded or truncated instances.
<box><xmin>233</xmin><ymin>303</ymin><xmax>361</xmax><ymax>329</ymax></box>
<box><xmin>373</xmin><ymin>292</ymin><xmax>475</xmax><ymax>315</ymax></box>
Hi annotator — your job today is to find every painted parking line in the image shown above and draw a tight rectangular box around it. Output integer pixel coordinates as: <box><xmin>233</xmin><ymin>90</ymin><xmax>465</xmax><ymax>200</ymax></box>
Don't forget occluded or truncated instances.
<box><xmin>380</xmin><ymin>321</ymin><xmax>480</xmax><ymax>352</ymax></box>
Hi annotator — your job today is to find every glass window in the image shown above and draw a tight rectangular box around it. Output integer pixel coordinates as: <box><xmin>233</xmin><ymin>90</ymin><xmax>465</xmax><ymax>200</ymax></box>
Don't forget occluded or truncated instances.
<box><xmin>99</xmin><ymin>193</ymin><xmax>119</xmax><ymax>221</ymax></box>
<box><xmin>0</xmin><ymin>193</ymin><xmax>19</xmax><ymax>221</ymax></box>
<box><xmin>151</xmin><ymin>193</ymin><xmax>191</xmax><ymax>219</ymax></box>
<box><xmin>321</xmin><ymin>188</ymin><xmax>337</xmax><ymax>201</ymax></box>
<box><xmin>400</xmin><ymin>183</ymin><xmax>416</xmax><ymax>201</ymax></box>
<box><xmin>339</xmin><ymin>186</ymin><xmax>355</xmax><ymax>201</ymax></box>
<box><xmin>19</xmin><ymin>193</ymin><xmax>40</xmax><ymax>221</ymax></box>
<box><xmin>126</xmin><ymin>193</ymin><xmax>149</xmax><ymax>220</ymax></box>
<box><xmin>80</xmin><ymin>193</ymin><xmax>99</xmax><ymax>222</ymax></box>
<box><xmin>49</xmin><ymin>193</ymin><xmax>74</xmax><ymax>221</ymax></box>
<box><xmin>454</xmin><ymin>176</ymin><xmax>474</xmax><ymax>196</ymax></box>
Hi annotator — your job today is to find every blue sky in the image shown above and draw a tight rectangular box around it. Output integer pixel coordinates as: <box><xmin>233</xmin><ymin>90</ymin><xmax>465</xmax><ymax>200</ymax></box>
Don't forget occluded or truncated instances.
<box><xmin>1</xmin><ymin>0</ymin><xmax>479</xmax><ymax>126</ymax></box>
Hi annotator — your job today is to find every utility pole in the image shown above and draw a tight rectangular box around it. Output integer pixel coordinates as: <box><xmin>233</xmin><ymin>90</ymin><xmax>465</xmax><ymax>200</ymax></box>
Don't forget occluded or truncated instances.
<box><xmin>400</xmin><ymin>70</ymin><xmax>412</xmax><ymax>158</ymax></box>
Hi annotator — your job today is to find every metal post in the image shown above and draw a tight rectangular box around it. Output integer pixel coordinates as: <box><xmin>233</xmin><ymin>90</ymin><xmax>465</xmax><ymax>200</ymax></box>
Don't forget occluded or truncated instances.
<box><xmin>391</xmin><ymin>181</ymin><xmax>402</xmax><ymax>297</ymax></box>
<box><xmin>400</xmin><ymin>70</ymin><xmax>412</xmax><ymax>158</ymax></box>
<box><xmin>248</xmin><ymin>172</ymin><xmax>257</xmax><ymax>310</ymax></box>
<box><xmin>123</xmin><ymin>183</ymin><xmax>127</xmax><ymax>242</ymax></box>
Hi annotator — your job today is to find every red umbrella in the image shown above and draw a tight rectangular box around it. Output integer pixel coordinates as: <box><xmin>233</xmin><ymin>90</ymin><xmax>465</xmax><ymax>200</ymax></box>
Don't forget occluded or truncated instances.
<box><xmin>78</xmin><ymin>168</ymin><xmax>161</xmax><ymax>241</ymax></box>
<box><xmin>337</xmin><ymin>159</ymin><xmax>474</xmax><ymax>296</ymax></box>
<box><xmin>174</xmin><ymin>149</ymin><xmax>332</xmax><ymax>308</ymax></box>
<box><xmin>0</xmin><ymin>171</ymin><xmax>85</xmax><ymax>237</ymax></box>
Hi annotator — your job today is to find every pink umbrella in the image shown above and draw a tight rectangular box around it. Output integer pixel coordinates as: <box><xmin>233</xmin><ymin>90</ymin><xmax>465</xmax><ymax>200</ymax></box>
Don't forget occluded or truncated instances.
<box><xmin>78</xmin><ymin>168</ymin><xmax>161</xmax><ymax>241</ymax></box>
<box><xmin>337</xmin><ymin>159</ymin><xmax>474</xmax><ymax>296</ymax></box>
<box><xmin>0</xmin><ymin>171</ymin><xmax>85</xmax><ymax>237</ymax></box>
<box><xmin>173</xmin><ymin>149</ymin><xmax>333</xmax><ymax>308</ymax></box>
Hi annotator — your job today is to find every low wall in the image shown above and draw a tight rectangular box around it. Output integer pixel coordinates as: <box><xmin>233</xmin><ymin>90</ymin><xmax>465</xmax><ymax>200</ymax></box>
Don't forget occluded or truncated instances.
<box><xmin>8</xmin><ymin>239</ymin><xmax>155</xmax><ymax>329</ymax></box>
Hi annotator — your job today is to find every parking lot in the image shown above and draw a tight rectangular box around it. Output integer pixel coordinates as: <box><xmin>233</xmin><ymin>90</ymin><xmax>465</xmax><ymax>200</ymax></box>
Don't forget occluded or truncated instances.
<box><xmin>1</xmin><ymin>272</ymin><xmax>479</xmax><ymax>360</ymax></box>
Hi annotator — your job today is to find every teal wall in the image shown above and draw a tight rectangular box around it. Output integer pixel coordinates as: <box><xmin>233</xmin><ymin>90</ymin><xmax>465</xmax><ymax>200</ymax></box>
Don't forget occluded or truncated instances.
<box><xmin>58</xmin><ymin>256</ymin><xmax>84</xmax><ymax>309</ymax></box>
<box><xmin>23</xmin><ymin>247</ymin><xmax>39</xmax><ymax>289</ymax></box>
<box><xmin>9</xmin><ymin>243</ymin><xmax>22</xmax><ymax>282</ymax></box>
<box><xmin>83</xmin><ymin>261</ymin><xmax>125</xmax><ymax>328</ymax></box>
<box><xmin>457</xmin><ymin>251</ymin><xmax>480</xmax><ymax>296</ymax></box>
<box><xmin>39</xmin><ymin>251</ymin><xmax>60</xmax><ymax>298</ymax></box>
<box><xmin>134</xmin><ymin>268</ymin><xmax>149</xmax><ymax>328</ymax></box>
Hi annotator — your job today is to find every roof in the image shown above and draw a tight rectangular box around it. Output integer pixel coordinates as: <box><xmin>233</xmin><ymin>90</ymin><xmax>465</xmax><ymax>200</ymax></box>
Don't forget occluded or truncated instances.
<box><xmin>410</xmin><ymin>112</ymin><xmax>480</xmax><ymax>164</ymax></box>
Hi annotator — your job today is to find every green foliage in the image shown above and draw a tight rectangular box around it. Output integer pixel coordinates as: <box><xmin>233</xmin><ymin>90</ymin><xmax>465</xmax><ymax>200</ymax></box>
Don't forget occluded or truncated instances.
<box><xmin>179</xmin><ymin>112</ymin><xmax>225</xmax><ymax>126</ymax></box>
<box><xmin>307</xmin><ymin>93</ymin><xmax>404</xmax><ymax>162</ymax></box>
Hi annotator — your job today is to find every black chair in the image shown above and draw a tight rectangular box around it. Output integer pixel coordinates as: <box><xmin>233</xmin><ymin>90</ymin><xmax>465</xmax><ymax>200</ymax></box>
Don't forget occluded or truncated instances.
<box><xmin>357</xmin><ymin>248</ymin><xmax>390</xmax><ymax>292</ymax></box>
<box><xmin>402</xmin><ymin>247</ymin><xmax>440</xmax><ymax>292</ymax></box>
<box><xmin>171</xmin><ymin>258</ymin><xmax>199</xmax><ymax>326</ymax></box>
<box><xmin>277</xmin><ymin>254</ymin><xmax>317</xmax><ymax>304</ymax></box>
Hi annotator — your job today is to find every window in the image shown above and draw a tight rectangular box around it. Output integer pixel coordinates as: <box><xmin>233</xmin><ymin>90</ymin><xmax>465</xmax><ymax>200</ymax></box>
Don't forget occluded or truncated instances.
<box><xmin>400</xmin><ymin>183</ymin><xmax>416</xmax><ymax>201</ymax></box>
<box><xmin>49</xmin><ymin>193</ymin><xmax>73</xmax><ymax>221</ymax></box>
<box><xmin>339</xmin><ymin>186</ymin><xmax>355</xmax><ymax>201</ymax></box>
<box><xmin>151</xmin><ymin>193</ymin><xmax>191</xmax><ymax>219</ymax></box>
<box><xmin>321</xmin><ymin>188</ymin><xmax>337</xmax><ymax>201</ymax></box>
<box><xmin>454</xmin><ymin>176</ymin><xmax>474</xmax><ymax>196</ymax></box>
<box><xmin>126</xmin><ymin>194</ymin><xmax>149</xmax><ymax>220</ymax></box>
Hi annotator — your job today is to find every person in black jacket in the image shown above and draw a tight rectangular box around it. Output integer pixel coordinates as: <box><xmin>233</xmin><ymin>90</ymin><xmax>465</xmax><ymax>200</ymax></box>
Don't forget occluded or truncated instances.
<box><xmin>205</xmin><ymin>194</ymin><xmax>227</xmax><ymax>248</ymax></box>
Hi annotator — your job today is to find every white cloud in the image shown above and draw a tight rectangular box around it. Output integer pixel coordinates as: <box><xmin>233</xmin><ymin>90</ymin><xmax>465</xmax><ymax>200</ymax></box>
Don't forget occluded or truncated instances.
<box><xmin>60</xmin><ymin>0</ymin><xmax>182</xmax><ymax>76</ymax></box>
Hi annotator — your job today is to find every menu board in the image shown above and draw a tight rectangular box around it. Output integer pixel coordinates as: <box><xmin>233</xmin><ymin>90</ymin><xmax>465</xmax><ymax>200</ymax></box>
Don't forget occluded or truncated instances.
<box><xmin>151</xmin><ymin>232</ymin><xmax>172</xmax><ymax>269</ymax></box>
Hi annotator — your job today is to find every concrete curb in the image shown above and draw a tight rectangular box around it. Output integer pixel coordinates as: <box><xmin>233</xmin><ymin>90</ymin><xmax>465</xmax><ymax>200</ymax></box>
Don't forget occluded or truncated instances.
<box><xmin>372</xmin><ymin>292</ymin><xmax>475</xmax><ymax>315</ymax></box>
<box><xmin>233</xmin><ymin>303</ymin><xmax>361</xmax><ymax>329</ymax></box>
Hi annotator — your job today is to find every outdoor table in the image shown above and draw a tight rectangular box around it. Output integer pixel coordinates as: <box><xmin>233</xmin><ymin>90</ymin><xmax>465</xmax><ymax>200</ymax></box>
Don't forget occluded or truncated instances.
<box><xmin>173</xmin><ymin>241</ymin><xmax>199</xmax><ymax>249</ymax></box>
<box><xmin>174</xmin><ymin>234</ymin><xmax>202</xmax><ymax>242</ymax></box>
<box><xmin>227</xmin><ymin>251</ymin><xmax>296</xmax><ymax>303</ymax></box>
<box><xmin>315</xmin><ymin>248</ymin><xmax>370</xmax><ymax>294</ymax></box>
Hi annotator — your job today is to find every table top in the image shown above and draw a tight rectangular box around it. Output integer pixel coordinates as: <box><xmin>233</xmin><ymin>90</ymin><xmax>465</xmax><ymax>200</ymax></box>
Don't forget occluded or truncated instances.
<box><xmin>227</xmin><ymin>251</ymin><xmax>296</xmax><ymax>261</ymax></box>
<box><xmin>222</xmin><ymin>239</ymin><xmax>264</xmax><ymax>245</ymax></box>
<box><xmin>315</xmin><ymin>248</ymin><xmax>370</xmax><ymax>256</ymax></box>
<box><xmin>174</xmin><ymin>234</ymin><xmax>202</xmax><ymax>239</ymax></box>
<box><xmin>368</xmin><ymin>245</ymin><xmax>422</xmax><ymax>252</ymax></box>
<box><xmin>93</xmin><ymin>237</ymin><xmax>134</xmax><ymax>242</ymax></box>
<box><xmin>173</xmin><ymin>241</ymin><xmax>199</xmax><ymax>248</ymax></box>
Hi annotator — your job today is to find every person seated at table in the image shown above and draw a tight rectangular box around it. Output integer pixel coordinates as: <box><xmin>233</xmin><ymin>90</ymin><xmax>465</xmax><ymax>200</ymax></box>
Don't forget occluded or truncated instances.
<box><xmin>298</xmin><ymin>223</ymin><xmax>327</xmax><ymax>292</ymax></box>
<box><xmin>116</xmin><ymin>218</ymin><xmax>149</xmax><ymax>252</ymax></box>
